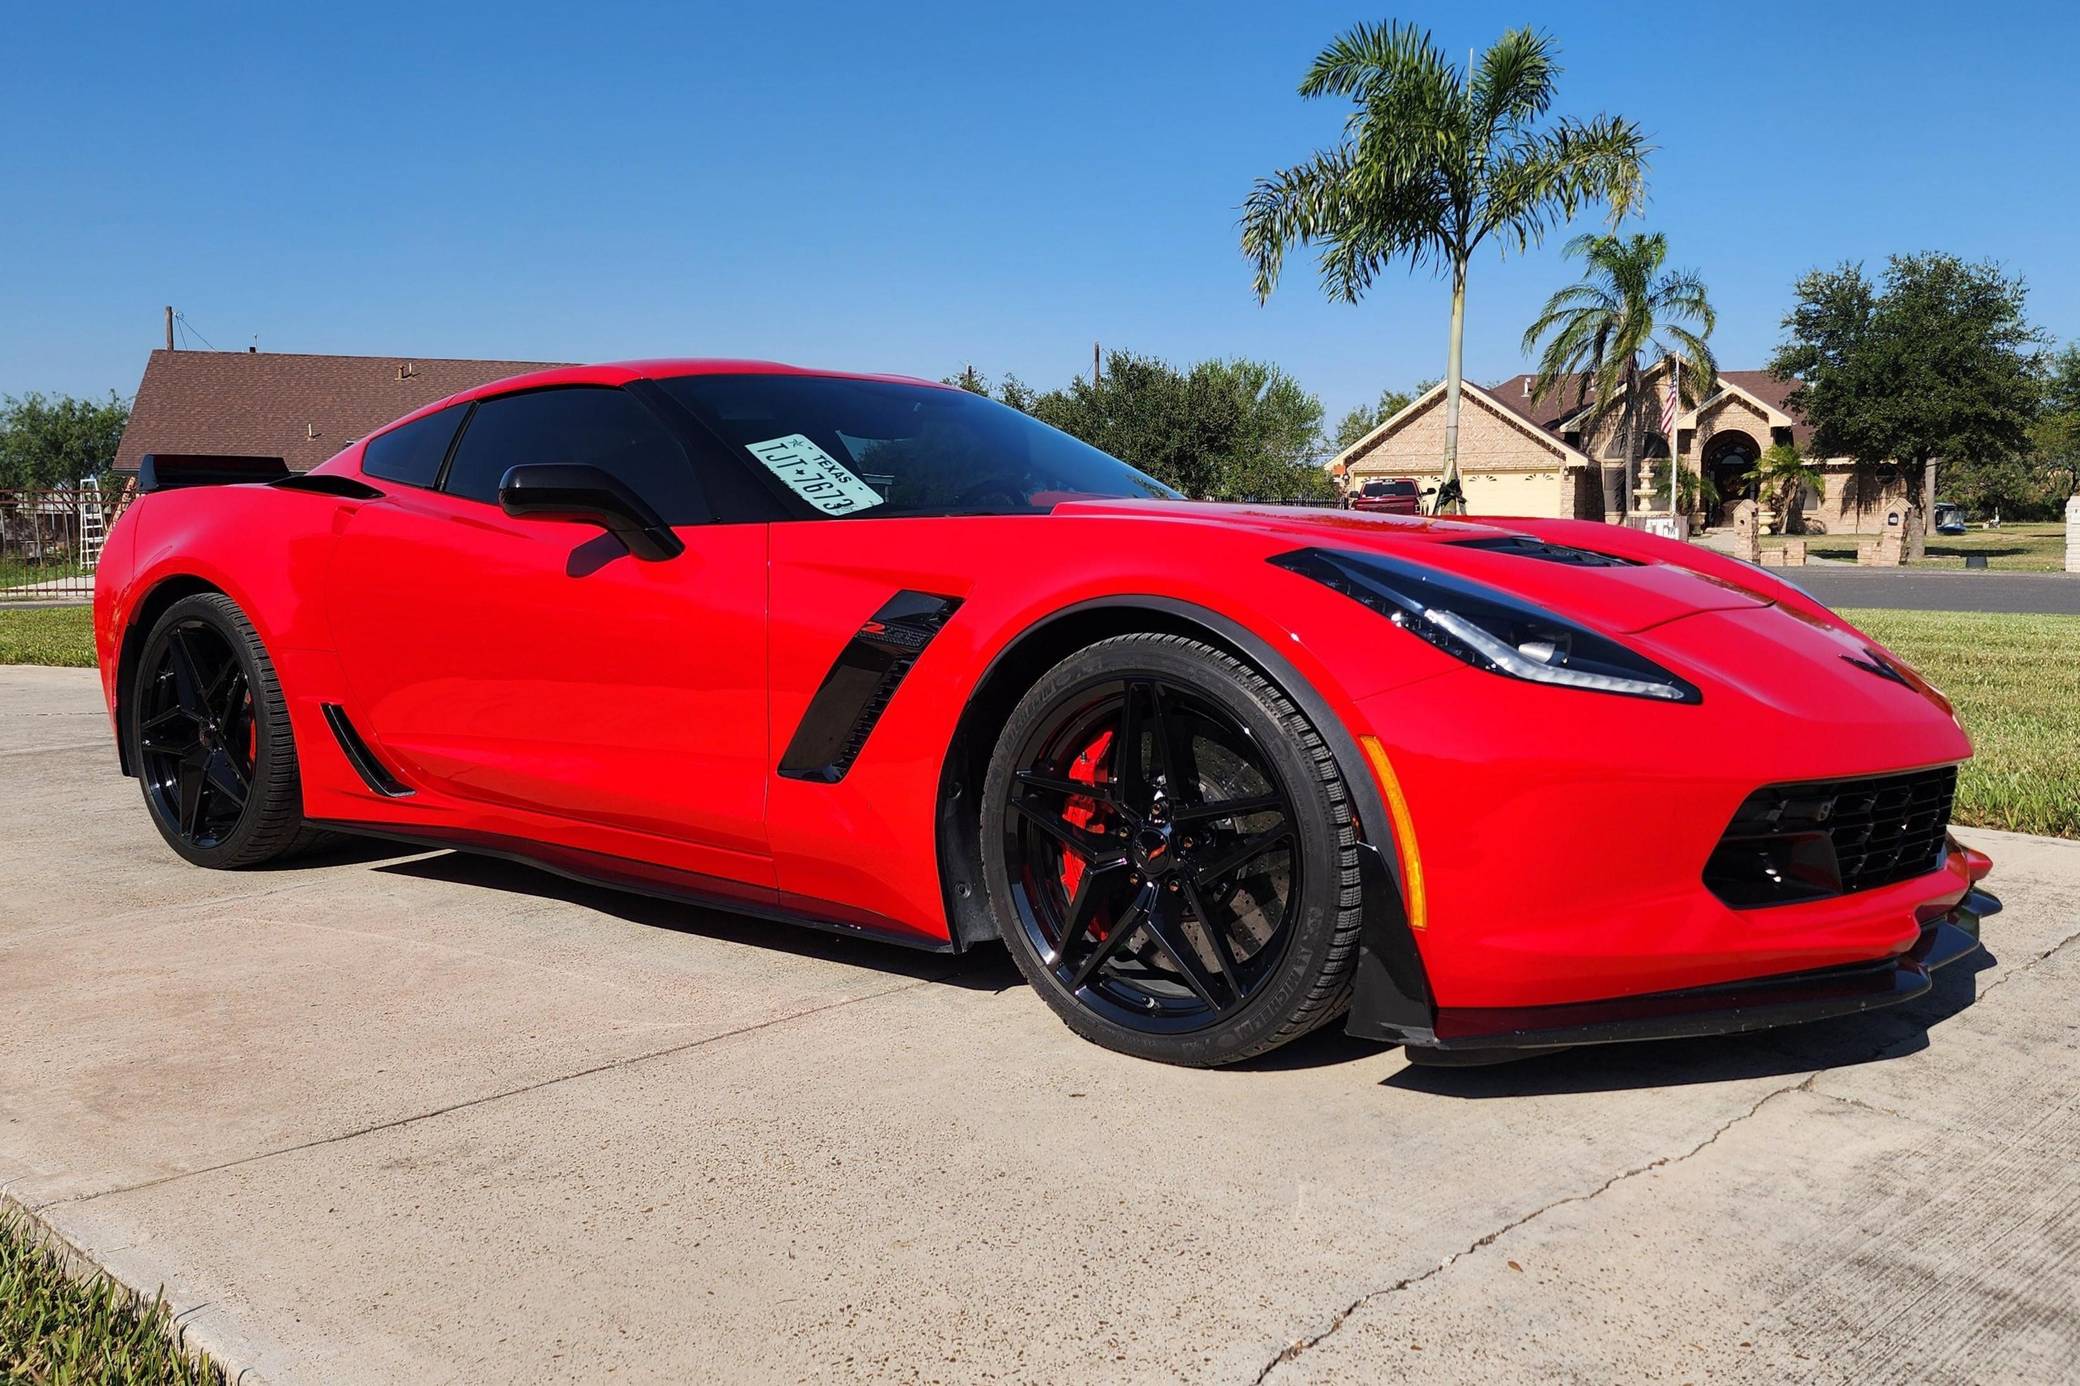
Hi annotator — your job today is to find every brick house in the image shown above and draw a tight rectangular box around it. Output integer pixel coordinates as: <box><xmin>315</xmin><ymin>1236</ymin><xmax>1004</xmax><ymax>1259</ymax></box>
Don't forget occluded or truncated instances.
<box><xmin>1333</xmin><ymin>360</ymin><xmax>1906</xmax><ymax>532</ymax></box>
<box><xmin>114</xmin><ymin>349</ymin><xmax>567</xmax><ymax>475</ymax></box>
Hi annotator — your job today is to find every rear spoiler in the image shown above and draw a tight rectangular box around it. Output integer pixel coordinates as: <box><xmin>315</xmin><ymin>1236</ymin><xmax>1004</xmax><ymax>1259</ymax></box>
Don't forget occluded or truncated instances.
<box><xmin>137</xmin><ymin>453</ymin><xmax>291</xmax><ymax>493</ymax></box>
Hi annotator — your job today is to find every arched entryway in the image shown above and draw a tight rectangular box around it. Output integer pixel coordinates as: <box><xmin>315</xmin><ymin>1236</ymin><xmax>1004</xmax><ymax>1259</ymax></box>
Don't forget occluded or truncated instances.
<box><xmin>1702</xmin><ymin>430</ymin><xmax>1760</xmax><ymax>525</ymax></box>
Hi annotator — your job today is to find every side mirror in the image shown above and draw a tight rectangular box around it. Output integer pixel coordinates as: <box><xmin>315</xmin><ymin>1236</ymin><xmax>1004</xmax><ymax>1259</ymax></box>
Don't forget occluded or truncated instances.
<box><xmin>498</xmin><ymin>464</ymin><xmax>684</xmax><ymax>562</ymax></box>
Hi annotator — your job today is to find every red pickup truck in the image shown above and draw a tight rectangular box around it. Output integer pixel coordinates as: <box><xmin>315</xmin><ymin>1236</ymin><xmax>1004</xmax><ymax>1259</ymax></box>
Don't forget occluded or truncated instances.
<box><xmin>1345</xmin><ymin>477</ymin><xmax>1422</xmax><ymax>514</ymax></box>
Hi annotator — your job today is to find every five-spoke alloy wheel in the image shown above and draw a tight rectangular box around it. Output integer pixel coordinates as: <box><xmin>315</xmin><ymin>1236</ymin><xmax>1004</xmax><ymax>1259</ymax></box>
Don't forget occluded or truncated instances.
<box><xmin>983</xmin><ymin>634</ymin><xmax>1363</xmax><ymax>1066</ymax></box>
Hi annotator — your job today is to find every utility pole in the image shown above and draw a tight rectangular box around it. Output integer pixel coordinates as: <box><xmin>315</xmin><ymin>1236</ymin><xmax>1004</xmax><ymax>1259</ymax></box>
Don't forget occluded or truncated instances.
<box><xmin>1092</xmin><ymin>341</ymin><xmax>1101</xmax><ymax>388</ymax></box>
<box><xmin>165</xmin><ymin>306</ymin><xmax>175</xmax><ymax>351</ymax></box>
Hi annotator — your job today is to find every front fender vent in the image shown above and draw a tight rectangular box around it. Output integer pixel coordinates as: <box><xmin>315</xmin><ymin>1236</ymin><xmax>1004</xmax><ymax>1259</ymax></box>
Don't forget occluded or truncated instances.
<box><xmin>778</xmin><ymin>592</ymin><xmax>962</xmax><ymax>784</ymax></box>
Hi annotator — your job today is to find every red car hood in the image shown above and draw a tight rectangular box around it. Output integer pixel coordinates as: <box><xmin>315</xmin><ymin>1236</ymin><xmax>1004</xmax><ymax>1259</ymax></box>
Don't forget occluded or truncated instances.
<box><xmin>1051</xmin><ymin>499</ymin><xmax>1772</xmax><ymax>635</ymax></box>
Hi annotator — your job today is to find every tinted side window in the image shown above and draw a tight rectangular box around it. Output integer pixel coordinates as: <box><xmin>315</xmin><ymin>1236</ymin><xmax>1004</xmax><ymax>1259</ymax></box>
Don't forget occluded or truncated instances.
<box><xmin>361</xmin><ymin>404</ymin><xmax>466</xmax><ymax>488</ymax></box>
<box><xmin>442</xmin><ymin>387</ymin><xmax>706</xmax><ymax>523</ymax></box>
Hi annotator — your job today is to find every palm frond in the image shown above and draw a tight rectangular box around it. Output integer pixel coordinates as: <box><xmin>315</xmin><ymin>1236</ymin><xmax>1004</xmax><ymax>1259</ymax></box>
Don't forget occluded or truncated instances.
<box><xmin>1470</xmin><ymin>27</ymin><xmax>1558</xmax><ymax>135</ymax></box>
<box><xmin>1512</xmin><ymin>116</ymin><xmax>1652</xmax><ymax>232</ymax></box>
<box><xmin>1297</xmin><ymin>20</ymin><xmax>1445</xmax><ymax>101</ymax></box>
<box><xmin>1241</xmin><ymin>148</ymin><xmax>1352</xmax><ymax>301</ymax></box>
<box><xmin>1659</xmin><ymin>324</ymin><xmax>1718</xmax><ymax>404</ymax></box>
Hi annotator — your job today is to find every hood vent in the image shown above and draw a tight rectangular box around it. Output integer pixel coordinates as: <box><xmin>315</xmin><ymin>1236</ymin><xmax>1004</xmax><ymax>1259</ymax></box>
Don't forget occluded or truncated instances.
<box><xmin>1451</xmin><ymin>535</ymin><xmax>1637</xmax><ymax>567</ymax></box>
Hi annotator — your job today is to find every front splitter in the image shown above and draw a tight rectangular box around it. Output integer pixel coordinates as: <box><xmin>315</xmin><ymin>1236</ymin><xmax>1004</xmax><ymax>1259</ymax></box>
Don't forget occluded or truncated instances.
<box><xmin>1386</xmin><ymin>887</ymin><xmax>1998</xmax><ymax>1066</ymax></box>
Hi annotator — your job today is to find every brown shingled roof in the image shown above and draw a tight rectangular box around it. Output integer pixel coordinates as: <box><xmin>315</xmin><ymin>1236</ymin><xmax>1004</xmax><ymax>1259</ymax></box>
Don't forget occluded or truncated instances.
<box><xmin>113</xmin><ymin>350</ymin><xmax>570</xmax><ymax>473</ymax></box>
<box><xmin>1484</xmin><ymin>368</ymin><xmax>1813</xmax><ymax>448</ymax></box>
<box><xmin>1486</xmin><ymin>373</ymin><xmax>1590</xmax><ymax>430</ymax></box>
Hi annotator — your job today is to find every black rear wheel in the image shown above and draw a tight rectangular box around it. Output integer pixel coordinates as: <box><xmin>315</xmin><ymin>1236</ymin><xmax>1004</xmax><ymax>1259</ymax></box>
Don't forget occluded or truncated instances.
<box><xmin>983</xmin><ymin>634</ymin><xmax>1362</xmax><ymax>1065</ymax></box>
<box><xmin>130</xmin><ymin>593</ymin><xmax>321</xmax><ymax>867</ymax></box>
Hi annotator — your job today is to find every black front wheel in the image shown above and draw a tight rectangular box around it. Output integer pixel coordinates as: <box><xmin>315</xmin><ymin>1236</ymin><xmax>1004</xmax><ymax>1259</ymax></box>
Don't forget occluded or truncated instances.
<box><xmin>982</xmin><ymin>634</ymin><xmax>1363</xmax><ymax>1066</ymax></box>
<box><xmin>130</xmin><ymin>592</ymin><xmax>322</xmax><ymax>868</ymax></box>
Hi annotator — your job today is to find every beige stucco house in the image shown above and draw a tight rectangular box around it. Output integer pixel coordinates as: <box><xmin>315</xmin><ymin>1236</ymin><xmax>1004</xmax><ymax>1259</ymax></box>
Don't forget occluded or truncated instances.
<box><xmin>1333</xmin><ymin>361</ymin><xmax>1906</xmax><ymax>532</ymax></box>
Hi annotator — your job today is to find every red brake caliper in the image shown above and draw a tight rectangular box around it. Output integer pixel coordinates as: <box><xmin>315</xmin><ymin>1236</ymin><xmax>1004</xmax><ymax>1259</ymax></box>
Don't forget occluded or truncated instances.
<box><xmin>1058</xmin><ymin>727</ymin><xmax>1114</xmax><ymax>941</ymax></box>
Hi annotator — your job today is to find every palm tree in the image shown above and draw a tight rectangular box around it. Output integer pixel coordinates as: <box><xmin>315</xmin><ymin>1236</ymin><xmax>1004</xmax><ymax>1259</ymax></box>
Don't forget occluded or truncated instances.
<box><xmin>1242</xmin><ymin>22</ymin><xmax>1648</xmax><ymax>512</ymax></box>
<box><xmin>1522</xmin><ymin>231</ymin><xmax>1716</xmax><ymax>518</ymax></box>
<box><xmin>1737</xmin><ymin>441</ymin><xmax>1821</xmax><ymax>535</ymax></box>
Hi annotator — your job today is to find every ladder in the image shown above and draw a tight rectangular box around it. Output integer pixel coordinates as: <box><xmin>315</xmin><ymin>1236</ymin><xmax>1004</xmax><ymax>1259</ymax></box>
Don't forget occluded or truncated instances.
<box><xmin>77</xmin><ymin>476</ymin><xmax>107</xmax><ymax>571</ymax></box>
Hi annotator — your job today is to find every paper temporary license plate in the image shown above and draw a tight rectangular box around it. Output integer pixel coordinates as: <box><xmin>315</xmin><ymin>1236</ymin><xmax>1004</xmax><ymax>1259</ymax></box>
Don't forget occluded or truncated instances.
<box><xmin>744</xmin><ymin>433</ymin><xmax>885</xmax><ymax>515</ymax></box>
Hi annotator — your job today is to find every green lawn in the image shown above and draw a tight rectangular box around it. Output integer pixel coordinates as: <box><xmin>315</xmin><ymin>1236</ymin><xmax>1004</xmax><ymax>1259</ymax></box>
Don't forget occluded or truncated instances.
<box><xmin>1763</xmin><ymin>520</ymin><xmax>2067</xmax><ymax>571</ymax></box>
<box><xmin>0</xmin><ymin>604</ymin><xmax>95</xmax><ymax>666</ymax></box>
<box><xmin>0</xmin><ymin>1211</ymin><xmax>222</xmax><ymax>1385</ymax></box>
<box><xmin>1844</xmin><ymin>607</ymin><xmax>2080</xmax><ymax>839</ymax></box>
<box><xmin>1</xmin><ymin>600</ymin><xmax>2071</xmax><ymax>836</ymax></box>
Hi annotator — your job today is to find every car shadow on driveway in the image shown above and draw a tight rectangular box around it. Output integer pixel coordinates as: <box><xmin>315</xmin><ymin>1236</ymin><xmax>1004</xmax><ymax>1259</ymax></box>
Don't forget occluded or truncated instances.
<box><xmin>1382</xmin><ymin>948</ymin><xmax>1997</xmax><ymax>1097</ymax></box>
<box><xmin>315</xmin><ymin>843</ymin><xmax>1999</xmax><ymax>1083</ymax></box>
<box><xmin>370</xmin><ymin>847</ymin><xmax>1028</xmax><ymax>993</ymax></box>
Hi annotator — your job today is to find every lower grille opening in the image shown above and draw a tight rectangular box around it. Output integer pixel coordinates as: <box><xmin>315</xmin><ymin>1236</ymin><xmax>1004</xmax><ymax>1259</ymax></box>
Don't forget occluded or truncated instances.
<box><xmin>1704</xmin><ymin>765</ymin><xmax>1956</xmax><ymax>909</ymax></box>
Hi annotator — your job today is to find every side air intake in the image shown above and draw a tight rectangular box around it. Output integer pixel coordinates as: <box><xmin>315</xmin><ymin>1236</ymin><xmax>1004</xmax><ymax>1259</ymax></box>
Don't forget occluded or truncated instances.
<box><xmin>321</xmin><ymin>704</ymin><xmax>415</xmax><ymax>797</ymax></box>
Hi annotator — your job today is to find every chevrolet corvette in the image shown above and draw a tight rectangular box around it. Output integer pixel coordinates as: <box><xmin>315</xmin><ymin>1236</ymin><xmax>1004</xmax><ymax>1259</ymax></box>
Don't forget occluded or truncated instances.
<box><xmin>94</xmin><ymin>360</ymin><xmax>1998</xmax><ymax>1066</ymax></box>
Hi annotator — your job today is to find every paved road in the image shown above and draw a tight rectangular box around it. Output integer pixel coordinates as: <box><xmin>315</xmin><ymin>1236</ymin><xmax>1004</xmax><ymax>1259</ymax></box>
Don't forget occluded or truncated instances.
<box><xmin>4</xmin><ymin>665</ymin><xmax>2077</xmax><ymax>1385</ymax></box>
<box><xmin>1781</xmin><ymin>566</ymin><xmax>2080</xmax><ymax>615</ymax></box>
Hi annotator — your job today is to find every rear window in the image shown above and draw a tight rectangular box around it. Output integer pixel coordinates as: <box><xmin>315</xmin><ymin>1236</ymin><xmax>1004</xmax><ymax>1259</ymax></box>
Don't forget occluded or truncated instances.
<box><xmin>1366</xmin><ymin>480</ymin><xmax>1417</xmax><ymax>497</ymax></box>
<box><xmin>361</xmin><ymin>404</ymin><xmax>466</xmax><ymax>489</ymax></box>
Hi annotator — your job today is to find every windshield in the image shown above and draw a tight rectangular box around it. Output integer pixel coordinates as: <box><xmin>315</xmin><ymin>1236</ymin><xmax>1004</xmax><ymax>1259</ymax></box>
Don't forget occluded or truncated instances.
<box><xmin>656</xmin><ymin>372</ymin><xmax>1179</xmax><ymax>519</ymax></box>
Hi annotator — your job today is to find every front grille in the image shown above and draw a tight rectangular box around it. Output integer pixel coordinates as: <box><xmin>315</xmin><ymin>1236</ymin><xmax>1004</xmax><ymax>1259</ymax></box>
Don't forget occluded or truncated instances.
<box><xmin>1703</xmin><ymin>765</ymin><xmax>1957</xmax><ymax>909</ymax></box>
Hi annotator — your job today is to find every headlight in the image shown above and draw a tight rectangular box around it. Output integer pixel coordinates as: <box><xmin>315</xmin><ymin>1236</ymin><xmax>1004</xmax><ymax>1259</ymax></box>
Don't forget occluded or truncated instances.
<box><xmin>1271</xmin><ymin>547</ymin><xmax>1701</xmax><ymax>704</ymax></box>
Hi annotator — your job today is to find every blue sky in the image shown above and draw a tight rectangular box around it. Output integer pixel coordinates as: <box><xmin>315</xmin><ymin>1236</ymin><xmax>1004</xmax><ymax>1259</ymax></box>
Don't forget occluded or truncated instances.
<box><xmin>5</xmin><ymin>1</ymin><xmax>2075</xmax><ymax>423</ymax></box>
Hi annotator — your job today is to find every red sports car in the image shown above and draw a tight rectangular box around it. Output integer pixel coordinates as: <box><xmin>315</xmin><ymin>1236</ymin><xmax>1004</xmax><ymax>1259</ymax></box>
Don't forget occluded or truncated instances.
<box><xmin>94</xmin><ymin>360</ymin><xmax>1997</xmax><ymax>1066</ymax></box>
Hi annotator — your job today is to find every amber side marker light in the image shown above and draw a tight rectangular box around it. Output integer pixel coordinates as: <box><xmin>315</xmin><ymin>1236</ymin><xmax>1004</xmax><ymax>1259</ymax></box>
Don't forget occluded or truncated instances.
<box><xmin>1359</xmin><ymin>734</ymin><xmax>1427</xmax><ymax>930</ymax></box>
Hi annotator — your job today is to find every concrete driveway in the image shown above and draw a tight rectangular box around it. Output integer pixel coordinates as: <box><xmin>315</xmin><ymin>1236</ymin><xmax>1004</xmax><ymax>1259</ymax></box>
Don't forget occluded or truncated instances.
<box><xmin>3</xmin><ymin>664</ymin><xmax>2076</xmax><ymax>1385</ymax></box>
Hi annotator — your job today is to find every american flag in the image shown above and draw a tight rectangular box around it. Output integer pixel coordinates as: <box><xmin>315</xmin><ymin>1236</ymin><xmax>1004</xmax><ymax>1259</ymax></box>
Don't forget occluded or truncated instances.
<box><xmin>1660</xmin><ymin>371</ymin><xmax>1680</xmax><ymax>437</ymax></box>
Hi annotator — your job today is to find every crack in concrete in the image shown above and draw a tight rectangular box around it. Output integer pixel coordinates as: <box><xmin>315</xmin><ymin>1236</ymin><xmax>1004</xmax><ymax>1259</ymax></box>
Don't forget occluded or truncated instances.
<box><xmin>1249</xmin><ymin>1076</ymin><xmax>1818</xmax><ymax>1384</ymax></box>
<box><xmin>1811</xmin><ymin>1089</ymin><xmax>1911</xmax><ymax>1122</ymax></box>
<box><xmin>1970</xmin><ymin>921</ymin><xmax>2080</xmax><ymax>1001</ymax></box>
<box><xmin>1250</xmin><ymin>926</ymin><xmax>2080</xmax><ymax>1384</ymax></box>
<box><xmin>33</xmin><ymin>963</ymin><xmax>975</xmax><ymax>1214</ymax></box>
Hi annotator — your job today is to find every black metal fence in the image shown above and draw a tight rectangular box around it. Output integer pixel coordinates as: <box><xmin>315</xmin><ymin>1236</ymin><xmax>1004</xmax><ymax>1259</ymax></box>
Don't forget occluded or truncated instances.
<box><xmin>0</xmin><ymin>485</ymin><xmax>127</xmax><ymax>603</ymax></box>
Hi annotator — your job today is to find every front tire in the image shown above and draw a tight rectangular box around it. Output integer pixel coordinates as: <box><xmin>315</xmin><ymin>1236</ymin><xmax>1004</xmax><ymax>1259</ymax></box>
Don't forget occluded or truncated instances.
<box><xmin>981</xmin><ymin>633</ymin><xmax>1363</xmax><ymax>1066</ymax></box>
<box><xmin>129</xmin><ymin>592</ymin><xmax>319</xmax><ymax>868</ymax></box>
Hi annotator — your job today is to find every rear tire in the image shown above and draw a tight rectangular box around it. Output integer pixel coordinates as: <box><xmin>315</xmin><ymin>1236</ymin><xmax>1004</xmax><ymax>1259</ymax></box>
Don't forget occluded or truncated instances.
<box><xmin>981</xmin><ymin>633</ymin><xmax>1363</xmax><ymax>1066</ymax></box>
<box><xmin>129</xmin><ymin>592</ymin><xmax>325</xmax><ymax>868</ymax></box>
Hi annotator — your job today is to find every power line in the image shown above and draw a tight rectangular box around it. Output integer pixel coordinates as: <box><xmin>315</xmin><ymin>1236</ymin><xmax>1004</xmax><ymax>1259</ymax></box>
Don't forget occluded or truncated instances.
<box><xmin>174</xmin><ymin>312</ymin><xmax>219</xmax><ymax>351</ymax></box>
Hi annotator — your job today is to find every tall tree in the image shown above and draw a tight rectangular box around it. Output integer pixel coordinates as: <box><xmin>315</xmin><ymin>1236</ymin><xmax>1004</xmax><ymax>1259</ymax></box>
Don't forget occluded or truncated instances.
<box><xmin>1770</xmin><ymin>253</ymin><xmax>2042</xmax><ymax>558</ymax></box>
<box><xmin>1031</xmin><ymin>350</ymin><xmax>1332</xmax><ymax>501</ymax></box>
<box><xmin>2032</xmin><ymin>344</ymin><xmax>2080</xmax><ymax>505</ymax></box>
<box><xmin>1521</xmin><ymin>231</ymin><xmax>1716</xmax><ymax>519</ymax></box>
<box><xmin>0</xmin><ymin>391</ymin><xmax>131</xmax><ymax>491</ymax></box>
<box><xmin>1241</xmin><ymin>21</ymin><xmax>1647</xmax><ymax>512</ymax></box>
<box><xmin>939</xmin><ymin>366</ymin><xmax>1036</xmax><ymax>412</ymax></box>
